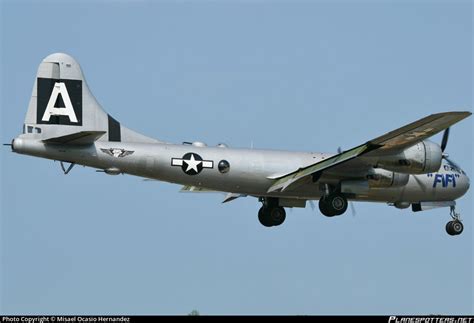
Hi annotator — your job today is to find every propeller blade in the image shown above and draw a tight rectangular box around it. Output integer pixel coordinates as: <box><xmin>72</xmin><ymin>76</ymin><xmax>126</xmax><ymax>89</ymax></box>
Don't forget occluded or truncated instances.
<box><xmin>350</xmin><ymin>201</ymin><xmax>356</xmax><ymax>217</ymax></box>
<box><xmin>309</xmin><ymin>200</ymin><xmax>316</xmax><ymax>211</ymax></box>
<box><xmin>441</xmin><ymin>127</ymin><xmax>450</xmax><ymax>152</ymax></box>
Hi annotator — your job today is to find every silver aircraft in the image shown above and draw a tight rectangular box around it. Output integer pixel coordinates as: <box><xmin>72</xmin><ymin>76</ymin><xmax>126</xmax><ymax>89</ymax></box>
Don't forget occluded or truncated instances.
<box><xmin>8</xmin><ymin>53</ymin><xmax>471</xmax><ymax>236</ymax></box>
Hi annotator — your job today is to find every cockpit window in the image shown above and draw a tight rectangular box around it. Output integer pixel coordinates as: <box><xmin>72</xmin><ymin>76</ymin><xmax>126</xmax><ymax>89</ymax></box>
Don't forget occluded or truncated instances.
<box><xmin>444</xmin><ymin>161</ymin><xmax>462</xmax><ymax>174</ymax></box>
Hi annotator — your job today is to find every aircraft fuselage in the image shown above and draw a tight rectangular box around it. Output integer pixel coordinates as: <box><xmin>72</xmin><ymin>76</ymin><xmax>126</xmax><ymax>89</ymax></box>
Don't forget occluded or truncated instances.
<box><xmin>12</xmin><ymin>137</ymin><xmax>470</xmax><ymax>204</ymax></box>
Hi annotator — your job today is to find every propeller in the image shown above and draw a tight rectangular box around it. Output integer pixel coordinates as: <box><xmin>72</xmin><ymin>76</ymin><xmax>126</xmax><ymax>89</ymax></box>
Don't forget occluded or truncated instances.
<box><xmin>440</xmin><ymin>127</ymin><xmax>461</xmax><ymax>169</ymax></box>
<box><xmin>441</xmin><ymin>127</ymin><xmax>450</xmax><ymax>152</ymax></box>
<box><xmin>349</xmin><ymin>200</ymin><xmax>357</xmax><ymax>217</ymax></box>
<box><xmin>309</xmin><ymin>200</ymin><xmax>316</xmax><ymax>211</ymax></box>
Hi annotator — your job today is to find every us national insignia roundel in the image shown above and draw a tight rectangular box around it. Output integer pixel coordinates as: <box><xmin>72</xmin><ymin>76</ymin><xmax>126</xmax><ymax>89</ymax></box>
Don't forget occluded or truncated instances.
<box><xmin>171</xmin><ymin>153</ymin><xmax>213</xmax><ymax>175</ymax></box>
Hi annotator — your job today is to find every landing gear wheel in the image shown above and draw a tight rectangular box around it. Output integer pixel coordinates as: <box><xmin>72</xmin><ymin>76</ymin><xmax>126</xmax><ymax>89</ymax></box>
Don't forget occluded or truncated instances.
<box><xmin>445</xmin><ymin>221</ymin><xmax>453</xmax><ymax>235</ymax></box>
<box><xmin>258</xmin><ymin>207</ymin><xmax>273</xmax><ymax>227</ymax></box>
<box><xmin>269</xmin><ymin>207</ymin><xmax>286</xmax><ymax>226</ymax></box>
<box><xmin>319</xmin><ymin>194</ymin><xmax>348</xmax><ymax>217</ymax></box>
<box><xmin>446</xmin><ymin>206</ymin><xmax>464</xmax><ymax>236</ymax></box>
<box><xmin>330</xmin><ymin>195</ymin><xmax>348</xmax><ymax>215</ymax></box>
<box><xmin>319</xmin><ymin>199</ymin><xmax>336</xmax><ymax>217</ymax></box>
<box><xmin>452</xmin><ymin>221</ymin><xmax>464</xmax><ymax>235</ymax></box>
<box><xmin>446</xmin><ymin>220</ymin><xmax>463</xmax><ymax>236</ymax></box>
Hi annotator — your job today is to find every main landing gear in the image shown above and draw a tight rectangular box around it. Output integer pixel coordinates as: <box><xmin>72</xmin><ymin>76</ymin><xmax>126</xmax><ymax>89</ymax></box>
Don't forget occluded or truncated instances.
<box><xmin>446</xmin><ymin>205</ymin><xmax>463</xmax><ymax>236</ymax></box>
<box><xmin>318</xmin><ymin>193</ymin><xmax>348</xmax><ymax>217</ymax></box>
<box><xmin>258</xmin><ymin>198</ymin><xmax>286</xmax><ymax>227</ymax></box>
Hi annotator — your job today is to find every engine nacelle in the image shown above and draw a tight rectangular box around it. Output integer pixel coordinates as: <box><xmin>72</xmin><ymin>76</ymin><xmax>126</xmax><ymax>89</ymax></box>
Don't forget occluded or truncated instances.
<box><xmin>367</xmin><ymin>168</ymin><xmax>409</xmax><ymax>188</ymax></box>
<box><xmin>341</xmin><ymin>169</ymin><xmax>409</xmax><ymax>194</ymax></box>
<box><xmin>375</xmin><ymin>140</ymin><xmax>442</xmax><ymax>174</ymax></box>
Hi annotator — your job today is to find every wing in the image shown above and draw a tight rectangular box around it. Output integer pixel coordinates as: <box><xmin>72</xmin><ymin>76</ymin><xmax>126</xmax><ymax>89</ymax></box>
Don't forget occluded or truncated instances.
<box><xmin>268</xmin><ymin>143</ymin><xmax>373</xmax><ymax>192</ymax></box>
<box><xmin>367</xmin><ymin>111</ymin><xmax>471</xmax><ymax>151</ymax></box>
<box><xmin>268</xmin><ymin>111</ymin><xmax>471</xmax><ymax>193</ymax></box>
<box><xmin>180</xmin><ymin>185</ymin><xmax>247</xmax><ymax>203</ymax></box>
<box><xmin>180</xmin><ymin>185</ymin><xmax>217</xmax><ymax>193</ymax></box>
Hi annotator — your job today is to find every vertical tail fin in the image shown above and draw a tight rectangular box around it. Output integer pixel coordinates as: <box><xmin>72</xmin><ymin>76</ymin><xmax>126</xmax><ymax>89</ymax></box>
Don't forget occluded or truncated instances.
<box><xmin>22</xmin><ymin>53</ymin><xmax>159</xmax><ymax>144</ymax></box>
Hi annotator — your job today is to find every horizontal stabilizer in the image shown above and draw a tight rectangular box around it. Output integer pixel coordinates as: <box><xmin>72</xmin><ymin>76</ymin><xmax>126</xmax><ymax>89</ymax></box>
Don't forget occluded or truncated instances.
<box><xmin>43</xmin><ymin>131</ymin><xmax>106</xmax><ymax>145</ymax></box>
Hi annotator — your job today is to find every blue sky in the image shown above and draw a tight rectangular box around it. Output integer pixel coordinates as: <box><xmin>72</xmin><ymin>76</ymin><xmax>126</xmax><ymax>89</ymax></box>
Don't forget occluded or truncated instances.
<box><xmin>1</xmin><ymin>0</ymin><xmax>472</xmax><ymax>315</ymax></box>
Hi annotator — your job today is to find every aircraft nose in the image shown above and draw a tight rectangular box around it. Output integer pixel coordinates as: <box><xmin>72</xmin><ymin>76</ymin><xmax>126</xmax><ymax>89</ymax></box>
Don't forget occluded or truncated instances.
<box><xmin>458</xmin><ymin>171</ymin><xmax>470</xmax><ymax>197</ymax></box>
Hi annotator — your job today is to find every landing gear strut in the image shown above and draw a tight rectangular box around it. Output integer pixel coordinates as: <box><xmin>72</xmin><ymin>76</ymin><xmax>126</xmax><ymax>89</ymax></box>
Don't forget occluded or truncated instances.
<box><xmin>258</xmin><ymin>198</ymin><xmax>286</xmax><ymax>227</ymax></box>
<box><xmin>446</xmin><ymin>206</ymin><xmax>463</xmax><ymax>236</ymax></box>
<box><xmin>319</xmin><ymin>193</ymin><xmax>348</xmax><ymax>217</ymax></box>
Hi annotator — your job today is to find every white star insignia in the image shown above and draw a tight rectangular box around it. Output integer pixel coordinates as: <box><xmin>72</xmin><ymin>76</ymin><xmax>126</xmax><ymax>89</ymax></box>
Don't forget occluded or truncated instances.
<box><xmin>184</xmin><ymin>154</ymin><xmax>202</xmax><ymax>173</ymax></box>
<box><xmin>171</xmin><ymin>153</ymin><xmax>214</xmax><ymax>175</ymax></box>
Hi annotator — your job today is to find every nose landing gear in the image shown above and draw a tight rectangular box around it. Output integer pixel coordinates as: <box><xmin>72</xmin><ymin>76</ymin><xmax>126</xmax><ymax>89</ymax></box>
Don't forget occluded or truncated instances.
<box><xmin>446</xmin><ymin>206</ymin><xmax>463</xmax><ymax>236</ymax></box>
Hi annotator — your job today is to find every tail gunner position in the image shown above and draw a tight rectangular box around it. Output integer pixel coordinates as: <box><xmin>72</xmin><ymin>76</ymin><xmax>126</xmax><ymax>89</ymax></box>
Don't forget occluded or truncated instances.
<box><xmin>8</xmin><ymin>53</ymin><xmax>471</xmax><ymax>236</ymax></box>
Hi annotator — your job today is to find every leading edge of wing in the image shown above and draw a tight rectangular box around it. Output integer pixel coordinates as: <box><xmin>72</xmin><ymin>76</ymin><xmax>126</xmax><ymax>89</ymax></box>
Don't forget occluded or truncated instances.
<box><xmin>368</xmin><ymin>111</ymin><xmax>471</xmax><ymax>151</ymax></box>
<box><xmin>267</xmin><ymin>111</ymin><xmax>471</xmax><ymax>193</ymax></box>
<box><xmin>267</xmin><ymin>143</ymin><xmax>375</xmax><ymax>193</ymax></box>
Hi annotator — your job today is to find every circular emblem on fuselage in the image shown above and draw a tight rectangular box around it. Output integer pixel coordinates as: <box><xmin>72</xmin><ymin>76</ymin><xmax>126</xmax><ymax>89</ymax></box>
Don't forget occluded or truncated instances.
<box><xmin>181</xmin><ymin>152</ymin><xmax>203</xmax><ymax>175</ymax></box>
<box><xmin>171</xmin><ymin>153</ymin><xmax>214</xmax><ymax>176</ymax></box>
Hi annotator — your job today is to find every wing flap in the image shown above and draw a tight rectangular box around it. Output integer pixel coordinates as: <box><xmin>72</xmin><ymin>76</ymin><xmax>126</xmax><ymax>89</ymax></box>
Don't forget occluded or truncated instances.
<box><xmin>180</xmin><ymin>186</ymin><xmax>247</xmax><ymax>203</ymax></box>
<box><xmin>180</xmin><ymin>185</ymin><xmax>217</xmax><ymax>193</ymax></box>
<box><xmin>222</xmin><ymin>193</ymin><xmax>247</xmax><ymax>203</ymax></box>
